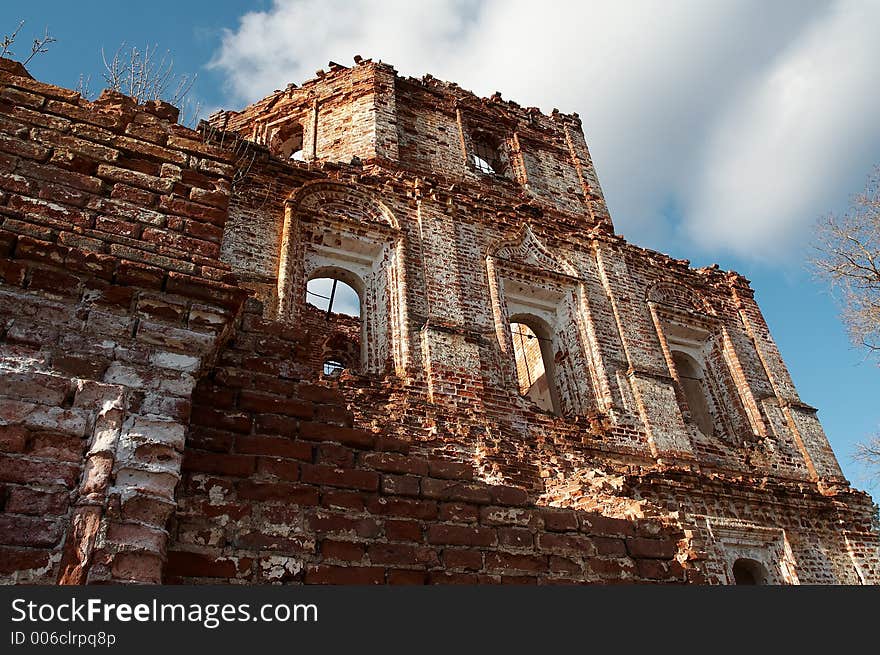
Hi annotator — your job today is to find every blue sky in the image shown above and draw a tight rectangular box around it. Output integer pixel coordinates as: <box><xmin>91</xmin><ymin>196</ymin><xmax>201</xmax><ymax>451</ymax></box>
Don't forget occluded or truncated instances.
<box><xmin>3</xmin><ymin>1</ymin><xmax>878</xmax><ymax>497</ymax></box>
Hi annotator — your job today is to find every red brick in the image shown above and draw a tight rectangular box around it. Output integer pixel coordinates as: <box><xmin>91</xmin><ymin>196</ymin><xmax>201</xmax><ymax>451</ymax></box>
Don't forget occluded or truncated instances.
<box><xmin>368</xmin><ymin>542</ymin><xmax>438</xmax><ymax>567</ymax></box>
<box><xmin>190</xmin><ymin>406</ymin><xmax>251</xmax><ymax>434</ymax></box>
<box><xmin>429</xmin><ymin>572</ymin><xmax>479</xmax><ymax>585</ymax></box>
<box><xmin>485</xmin><ymin>552</ymin><xmax>547</xmax><ymax>574</ymax></box>
<box><xmin>0</xmin><ymin>546</ymin><xmax>51</xmax><ymax>574</ymax></box>
<box><xmin>305</xmin><ymin>565</ymin><xmax>385</xmax><ymax>585</ymax></box>
<box><xmin>294</xmin><ymin>383</ymin><xmax>344</xmax><ymax>404</ymax></box>
<box><xmin>317</xmin><ymin>443</ymin><xmax>354</xmax><ymax>468</ymax></box>
<box><xmin>594</xmin><ymin>537</ymin><xmax>627</xmax><ymax>556</ymax></box>
<box><xmin>238</xmin><ymin>390</ymin><xmax>313</xmax><ymax>419</ymax></box>
<box><xmin>636</xmin><ymin>559</ymin><xmax>674</xmax><ymax>580</ymax></box>
<box><xmin>387</xmin><ymin>569</ymin><xmax>427</xmax><ymax>585</ymax></box>
<box><xmin>426</xmin><ymin>525</ymin><xmax>495</xmax><ymax>547</ymax></box>
<box><xmin>366</xmin><ymin>497</ymin><xmax>438</xmax><ymax>520</ymax></box>
<box><xmin>182</xmin><ymin>451</ymin><xmax>255</xmax><ymax>477</ymax></box>
<box><xmin>236</xmin><ymin>481</ymin><xmax>320</xmax><ymax>505</ymax></box>
<box><xmin>191</xmin><ymin>385</ymin><xmax>236</xmax><ymax>409</ymax></box>
<box><xmin>299</xmin><ymin>422</ymin><xmax>375</xmax><ymax>449</ymax></box>
<box><xmin>381</xmin><ymin>474</ymin><xmax>420</xmax><ymax>497</ymax></box>
<box><xmin>374</xmin><ymin>436</ymin><xmax>410</xmax><ymax>454</ymax></box>
<box><xmin>256</xmin><ymin>457</ymin><xmax>300</xmax><ymax>481</ymax></box>
<box><xmin>0</xmin><ymin>515</ymin><xmax>62</xmax><ymax>547</ymax></box>
<box><xmin>301</xmin><ymin>464</ymin><xmax>379</xmax><ymax>491</ymax></box>
<box><xmin>427</xmin><ymin>459</ymin><xmax>473</xmax><ymax>481</ymax></box>
<box><xmin>385</xmin><ymin>519</ymin><xmax>423</xmax><ymax>542</ymax></box>
<box><xmin>235</xmin><ymin>435</ymin><xmax>312</xmax><ymax>460</ymax></box>
<box><xmin>321</xmin><ymin>490</ymin><xmax>366</xmax><ymax>511</ymax></box>
<box><xmin>549</xmin><ymin>555</ymin><xmax>582</xmax><ymax>575</ymax></box>
<box><xmin>588</xmin><ymin>557</ymin><xmax>637</xmax><ymax>579</ymax></box>
<box><xmin>28</xmin><ymin>268</ymin><xmax>81</xmax><ymax>296</ymax></box>
<box><xmin>581</xmin><ymin>514</ymin><xmax>636</xmax><ymax>537</ymax></box>
<box><xmin>421</xmin><ymin>478</ymin><xmax>492</xmax><ymax>504</ymax></box>
<box><xmin>439</xmin><ymin>502</ymin><xmax>480</xmax><ymax>523</ymax></box>
<box><xmin>501</xmin><ymin>575</ymin><xmax>538</xmax><ymax>585</ymax></box>
<box><xmin>165</xmin><ymin>272</ymin><xmax>245</xmax><ymax>310</ymax></box>
<box><xmin>0</xmin><ymin>455</ymin><xmax>80</xmax><ymax>486</ymax></box>
<box><xmin>538</xmin><ymin>533</ymin><xmax>596</xmax><ymax>555</ymax></box>
<box><xmin>498</xmin><ymin>527</ymin><xmax>534</xmax><ymax>549</ymax></box>
<box><xmin>0</xmin><ymin>426</ymin><xmax>28</xmax><ymax>453</ymax></box>
<box><xmin>165</xmin><ymin>551</ymin><xmax>237</xmax><ymax>578</ymax></box>
<box><xmin>443</xmin><ymin>548</ymin><xmax>483</xmax><ymax>571</ymax></box>
<box><xmin>360</xmin><ymin>452</ymin><xmax>428</xmax><ymax>476</ymax></box>
<box><xmin>321</xmin><ymin>540</ymin><xmax>365</xmax><ymax>562</ymax></box>
<box><xmin>541</xmin><ymin>508</ymin><xmax>579</xmax><ymax>532</ymax></box>
<box><xmin>489</xmin><ymin>485</ymin><xmax>530</xmax><ymax>506</ymax></box>
<box><xmin>254</xmin><ymin>414</ymin><xmax>298</xmax><ymax>436</ymax></box>
<box><xmin>159</xmin><ymin>195</ymin><xmax>227</xmax><ymax>226</ymax></box>
<box><xmin>626</xmin><ymin>538</ymin><xmax>679</xmax><ymax>560</ymax></box>
<box><xmin>115</xmin><ymin>260</ymin><xmax>164</xmax><ymax>289</ymax></box>
<box><xmin>309</xmin><ymin>514</ymin><xmax>380</xmax><ymax>538</ymax></box>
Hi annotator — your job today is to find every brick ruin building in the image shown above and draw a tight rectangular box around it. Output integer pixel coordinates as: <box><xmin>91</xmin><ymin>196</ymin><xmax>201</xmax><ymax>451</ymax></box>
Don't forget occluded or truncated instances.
<box><xmin>0</xmin><ymin>55</ymin><xmax>877</xmax><ymax>585</ymax></box>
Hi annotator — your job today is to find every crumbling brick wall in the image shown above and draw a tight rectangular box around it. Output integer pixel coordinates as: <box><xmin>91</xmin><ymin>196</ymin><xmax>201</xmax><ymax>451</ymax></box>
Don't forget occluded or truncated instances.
<box><xmin>0</xmin><ymin>58</ymin><xmax>246</xmax><ymax>583</ymax></box>
<box><xmin>168</xmin><ymin>298</ymin><xmax>692</xmax><ymax>584</ymax></box>
<box><xmin>1</xmin><ymin>55</ymin><xmax>877</xmax><ymax>584</ymax></box>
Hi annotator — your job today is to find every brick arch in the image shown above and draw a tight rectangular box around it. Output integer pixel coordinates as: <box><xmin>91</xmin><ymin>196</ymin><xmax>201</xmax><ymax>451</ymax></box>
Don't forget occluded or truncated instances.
<box><xmin>286</xmin><ymin>181</ymin><xmax>398</xmax><ymax>230</ymax></box>
<box><xmin>277</xmin><ymin>181</ymin><xmax>408</xmax><ymax>376</ymax></box>
<box><xmin>646</xmin><ymin>282</ymin><xmax>713</xmax><ymax>316</ymax></box>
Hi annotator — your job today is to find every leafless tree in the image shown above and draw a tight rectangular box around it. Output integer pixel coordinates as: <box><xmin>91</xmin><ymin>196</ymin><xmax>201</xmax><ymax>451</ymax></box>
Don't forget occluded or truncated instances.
<box><xmin>814</xmin><ymin>165</ymin><xmax>880</xmax><ymax>486</ymax></box>
<box><xmin>75</xmin><ymin>73</ymin><xmax>93</xmax><ymax>101</ymax></box>
<box><xmin>854</xmin><ymin>439</ymin><xmax>880</xmax><ymax>488</ymax></box>
<box><xmin>99</xmin><ymin>43</ymin><xmax>201</xmax><ymax>126</ymax></box>
<box><xmin>2</xmin><ymin>20</ymin><xmax>56</xmax><ymax>64</ymax></box>
<box><xmin>814</xmin><ymin>166</ymin><xmax>880</xmax><ymax>356</ymax></box>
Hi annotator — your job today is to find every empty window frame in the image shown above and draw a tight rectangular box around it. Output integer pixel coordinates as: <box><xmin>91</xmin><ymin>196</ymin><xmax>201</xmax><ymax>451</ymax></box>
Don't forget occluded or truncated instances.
<box><xmin>471</xmin><ymin>133</ymin><xmax>505</xmax><ymax>176</ymax></box>
<box><xmin>306</xmin><ymin>270</ymin><xmax>364</xmax><ymax>375</ymax></box>
<box><xmin>269</xmin><ymin>122</ymin><xmax>305</xmax><ymax>160</ymax></box>
<box><xmin>306</xmin><ymin>276</ymin><xmax>361</xmax><ymax>318</ymax></box>
<box><xmin>670</xmin><ymin>350</ymin><xmax>715</xmax><ymax>437</ymax></box>
<box><xmin>732</xmin><ymin>558</ymin><xmax>768</xmax><ymax>585</ymax></box>
<box><xmin>509</xmin><ymin>316</ymin><xmax>560</xmax><ymax>414</ymax></box>
<box><xmin>322</xmin><ymin>359</ymin><xmax>346</xmax><ymax>378</ymax></box>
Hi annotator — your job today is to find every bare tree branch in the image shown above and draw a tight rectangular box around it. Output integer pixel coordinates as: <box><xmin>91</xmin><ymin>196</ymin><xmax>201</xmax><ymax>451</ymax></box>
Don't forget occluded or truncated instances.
<box><xmin>98</xmin><ymin>43</ymin><xmax>201</xmax><ymax>126</ymax></box>
<box><xmin>814</xmin><ymin>165</ymin><xmax>880</xmax><ymax>483</ymax></box>
<box><xmin>1</xmin><ymin>20</ymin><xmax>25</xmax><ymax>58</ymax></box>
<box><xmin>23</xmin><ymin>26</ymin><xmax>56</xmax><ymax>65</ymax></box>
<box><xmin>813</xmin><ymin>165</ymin><xmax>880</xmax><ymax>355</ymax></box>
<box><xmin>2</xmin><ymin>20</ymin><xmax>54</xmax><ymax>63</ymax></box>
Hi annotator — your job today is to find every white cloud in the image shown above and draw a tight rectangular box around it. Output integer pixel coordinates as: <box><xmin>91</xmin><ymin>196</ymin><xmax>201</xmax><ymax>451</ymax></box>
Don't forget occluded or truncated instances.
<box><xmin>683</xmin><ymin>1</ymin><xmax>880</xmax><ymax>258</ymax></box>
<box><xmin>210</xmin><ymin>0</ymin><xmax>880</xmax><ymax>261</ymax></box>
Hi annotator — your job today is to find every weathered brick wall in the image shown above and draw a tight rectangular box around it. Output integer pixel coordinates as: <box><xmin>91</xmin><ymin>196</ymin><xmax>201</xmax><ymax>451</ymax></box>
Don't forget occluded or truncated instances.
<box><xmin>167</xmin><ymin>298</ymin><xmax>692</xmax><ymax>584</ymax></box>
<box><xmin>1</xmin><ymin>55</ymin><xmax>877</xmax><ymax>585</ymax></box>
<box><xmin>0</xmin><ymin>58</ymin><xmax>247</xmax><ymax>583</ymax></box>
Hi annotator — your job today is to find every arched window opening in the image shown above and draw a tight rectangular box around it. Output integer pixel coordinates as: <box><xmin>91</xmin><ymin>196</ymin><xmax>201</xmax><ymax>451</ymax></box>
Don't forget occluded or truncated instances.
<box><xmin>510</xmin><ymin>317</ymin><xmax>559</xmax><ymax>414</ymax></box>
<box><xmin>471</xmin><ymin>134</ymin><xmax>505</xmax><ymax>176</ymax></box>
<box><xmin>322</xmin><ymin>360</ymin><xmax>345</xmax><ymax>378</ymax></box>
<box><xmin>306</xmin><ymin>277</ymin><xmax>361</xmax><ymax>318</ymax></box>
<box><xmin>732</xmin><ymin>558</ymin><xmax>768</xmax><ymax>585</ymax></box>
<box><xmin>671</xmin><ymin>350</ymin><xmax>714</xmax><ymax>436</ymax></box>
<box><xmin>269</xmin><ymin>123</ymin><xmax>305</xmax><ymax>161</ymax></box>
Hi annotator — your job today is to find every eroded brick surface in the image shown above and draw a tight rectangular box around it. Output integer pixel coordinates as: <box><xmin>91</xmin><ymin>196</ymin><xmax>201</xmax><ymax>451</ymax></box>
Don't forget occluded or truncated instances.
<box><xmin>0</xmin><ymin>56</ymin><xmax>876</xmax><ymax>585</ymax></box>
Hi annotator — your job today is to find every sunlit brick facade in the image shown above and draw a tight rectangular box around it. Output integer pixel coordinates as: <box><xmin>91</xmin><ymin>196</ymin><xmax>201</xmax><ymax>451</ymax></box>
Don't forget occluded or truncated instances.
<box><xmin>0</xmin><ymin>56</ymin><xmax>877</xmax><ymax>584</ymax></box>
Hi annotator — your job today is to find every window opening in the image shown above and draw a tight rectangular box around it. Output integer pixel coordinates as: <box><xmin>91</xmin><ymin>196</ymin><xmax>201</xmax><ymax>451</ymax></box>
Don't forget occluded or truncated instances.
<box><xmin>306</xmin><ymin>277</ymin><xmax>360</xmax><ymax>318</ymax></box>
<box><xmin>472</xmin><ymin>135</ymin><xmax>504</xmax><ymax>176</ymax></box>
<box><xmin>732</xmin><ymin>558</ymin><xmax>768</xmax><ymax>585</ymax></box>
<box><xmin>510</xmin><ymin>321</ymin><xmax>554</xmax><ymax>413</ymax></box>
<box><xmin>671</xmin><ymin>350</ymin><xmax>715</xmax><ymax>437</ymax></box>
<box><xmin>323</xmin><ymin>360</ymin><xmax>345</xmax><ymax>378</ymax></box>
